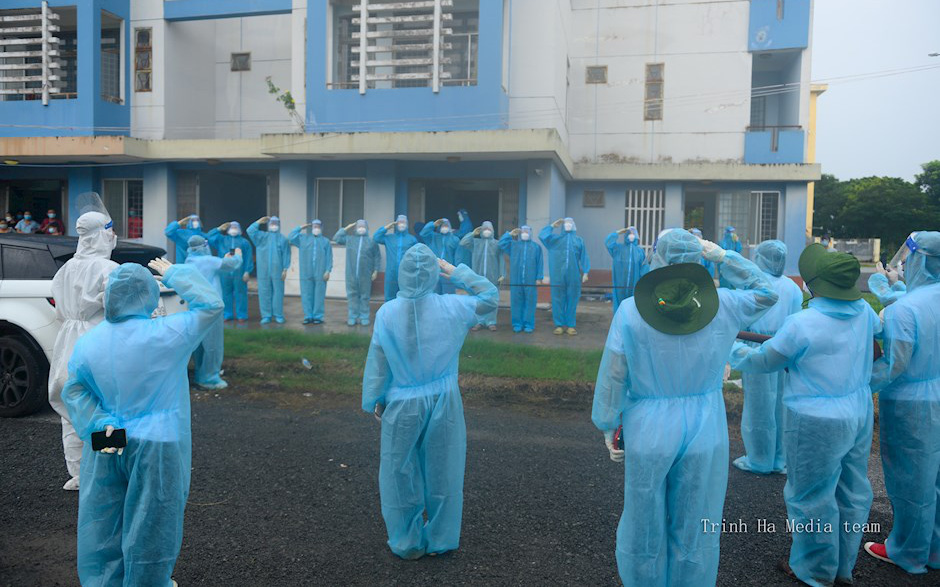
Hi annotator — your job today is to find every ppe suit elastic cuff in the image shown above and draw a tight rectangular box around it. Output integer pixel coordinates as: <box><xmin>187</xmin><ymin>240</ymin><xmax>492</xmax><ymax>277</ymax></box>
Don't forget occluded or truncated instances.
<box><xmin>162</xmin><ymin>264</ymin><xmax>182</xmax><ymax>286</ymax></box>
<box><xmin>362</xmin><ymin>399</ymin><xmax>384</xmax><ymax>413</ymax></box>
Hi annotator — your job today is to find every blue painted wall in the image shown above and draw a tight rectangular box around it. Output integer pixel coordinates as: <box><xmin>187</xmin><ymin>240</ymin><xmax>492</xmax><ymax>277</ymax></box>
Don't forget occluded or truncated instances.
<box><xmin>749</xmin><ymin>0</ymin><xmax>810</xmax><ymax>51</ymax></box>
<box><xmin>0</xmin><ymin>0</ymin><xmax>130</xmax><ymax>137</ymax></box>
<box><xmin>306</xmin><ymin>0</ymin><xmax>508</xmax><ymax>132</ymax></box>
<box><xmin>164</xmin><ymin>0</ymin><xmax>292</xmax><ymax>21</ymax></box>
<box><xmin>744</xmin><ymin>129</ymin><xmax>805</xmax><ymax>164</ymax></box>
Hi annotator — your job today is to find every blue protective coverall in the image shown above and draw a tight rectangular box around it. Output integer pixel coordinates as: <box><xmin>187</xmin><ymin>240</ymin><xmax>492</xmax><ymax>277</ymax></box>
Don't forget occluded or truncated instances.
<box><xmin>248</xmin><ymin>219</ymin><xmax>291</xmax><ymax>322</ymax></box>
<box><xmin>333</xmin><ymin>220</ymin><xmax>380</xmax><ymax>325</ymax></box>
<box><xmin>606</xmin><ymin>227</ymin><xmax>648</xmax><ymax>314</ymax></box>
<box><xmin>207</xmin><ymin>223</ymin><xmax>254</xmax><ymax>320</ymax></box>
<box><xmin>459</xmin><ymin>221</ymin><xmax>504</xmax><ymax>327</ymax></box>
<box><xmin>164</xmin><ymin>219</ymin><xmax>208</xmax><ymax>263</ymax></box>
<box><xmin>498</xmin><ymin>227</ymin><xmax>543</xmax><ymax>332</ymax></box>
<box><xmin>62</xmin><ymin>263</ymin><xmax>223</xmax><ymax>586</ymax></box>
<box><xmin>734</xmin><ymin>240</ymin><xmax>804</xmax><ymax>474</ymax></box>
<box><xmin>539</xmin><ymin>219</ymin><xmax>590</xmax><ymax>329</ymax></box>
<box><xmin>362</xmin><ymin>244</ymin><xmax>498</xmax><ymax>559</ymax></box>
<box><xmin>592</xmin><ymin>229</ymin><xmax>778</xmax><ymax>587</ymax></box>
<box><xmin>185</xmin><ymin>239</ymin><xmax>241</xmax><ymax>388</ymax></box>
<box><xmin>454</xmin><ymin>209</ymin><xmax>473</xmax><ymax>268</ymax></box>
<box><xmin>420</xmin><ymin>219</ymin><xmax>460</xmax><ymax>294</ymax></box>
<box><xmin>289</xmin><ymin>224</ymin><xmax>334</xmax><ymax>322</ymax></box>
<box><xmin>869</xmin><ymin>232</ymin><xmax>940</xmax><ymax>574</ymax></box>
<box><xmin>690</xmin><ymin>228</ymin><xmax>716</xmax><ymax>278</ymax></box>
<box><xmin>868</xmin><ymin>273</ymin><xmax>907</xmax><ymax>307</ymax></box>
<box><xmin>373</xmin><ymin>218</ymin><xmax>419</xmax><ymax>302</ymax></box>
<box><xmin>718</xmin><ymin>226</ymin><xmax>743</xmax><ymax>289</ymax></box>
<box><xmin>732</xmin><ymin>297</ymin><xmax>881</xmax><ymax>586</ymax></box>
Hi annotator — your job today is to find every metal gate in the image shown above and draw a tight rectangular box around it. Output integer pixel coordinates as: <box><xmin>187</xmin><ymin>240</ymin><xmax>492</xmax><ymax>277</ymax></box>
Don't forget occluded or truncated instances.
<box><xmin>625</xmin><ymin>188</ymin><xmax>664</xmax><ymax>252</ymax></box>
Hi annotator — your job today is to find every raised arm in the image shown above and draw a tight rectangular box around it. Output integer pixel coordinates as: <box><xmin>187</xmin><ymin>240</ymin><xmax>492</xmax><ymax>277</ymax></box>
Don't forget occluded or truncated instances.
<box><xmin>420</xmin><ymin>222</ymin><xmax>436</xmax><ymax>241</ymax></box>
<box><xmin>868</xmin><ymin>273</ymin><xmax>906</xmax><ymax>307</ymax></box>
<box><xmin>459</xmin><ymin>231</ymin><xmax>475</xmax><ymax>251</ymax></box>
<box><xmin>716</xmin><ymin>250</ymin><xmax>779</xmax><ymax>327</ymax></box>
<box><xmin>373</xmin><ymin>225</ymin><xmax>389</xmax><ymax>244</ymax></box>
<box><xmin>288</xmin><ymin>227</ymin><xmax>303</xmax><ymax>247</ymax></box>
<box><xmin>158</xmin><ymin>263</ymin><xmax>225</xmax><ymax>354</ymax></box>
<box><xmin>539</xmin><ymin>225</ymin><xmax>558</xmax><ymax>248</ymax></box>
<box><xmin>449</xmin><ymin>263</ymin><xmax>498</xmax><ymax>317</ymax></box>
<box><xmin>871</xmin><ymin>303</ymin><xmax>915</xmax><ymax>392</ymax></box>
<box><xmin>497</xmin><ymin>231</ymin><xmax>513</xmax><ymax>254</ymax></box>
<box><xmin>333</xmin><ymin>227</ymin><xmax>348</xmax><ymax>245</ymax></box>
<box><xmin>605</xmin><ymin>232</ymin><xmax>620</xmax><ymax>256</ymax></box>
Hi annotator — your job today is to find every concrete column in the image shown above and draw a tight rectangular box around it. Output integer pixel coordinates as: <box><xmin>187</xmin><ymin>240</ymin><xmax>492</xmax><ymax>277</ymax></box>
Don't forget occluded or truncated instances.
<box><xmin>278</xmin><ymin>161</ymin><xmax>310</xmax><ymax>296</ymax></box>
<box><xmin>664</xmin><ymin>182</ymin><xmax>684</xmax><ymax>229</ymax></box>
<box><xmin>291</xmin><ymin>0</ymin><xmax>307</xmax><ymax>127</ymax></box>
<box><xmin>523</xmin><ymin>160</ymin><xmax>564</xmax><ymax>229</ymax></box>
<box><xmin>141</xmin><ymin>163</ymin><xmax>177</xmax><ymax>253</ymax></box>
<box><xmin>783</xmin><ymin>182</ymin><xmax>808</xmax><ymax>276</ymax></box>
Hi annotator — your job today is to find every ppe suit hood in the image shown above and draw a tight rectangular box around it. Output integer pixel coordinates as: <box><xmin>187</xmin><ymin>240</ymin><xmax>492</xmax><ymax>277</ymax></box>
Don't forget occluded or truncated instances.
<box><xmin>480</xmin><ymin>220</ymin><xmax>494</xmax><ymax>237</ymax></box>
<box><xmin>808</xmin><ymin>296</ymin><xmax>869</xmax><ymax>320</ymax></box>
<box><xmin>105</xmin><ymin>263</ymin><xmax>159</xmax><ymax>323</ymax></box>
<box><xmin>74</xmin><ymin>211</ymin><xmax>116</xmax><ymax>260</ymax></box>
<box><xmin>564</xmin><ymin>217</ymin><xmax>577</xmax><ymax>231</ymax></box>
<box><xmin>187</xmin><ymin>235</ymin><xmax>210</xmax><ymax>257</ymax></box>
<box><xmin>397</xmin><ymin>244</ymin><xmax>440</xmax><ymax>299</ymax></box>
<box><xmin>355</xmin><ymin>219</ymin><xmax>369</xmax><ymax>233</ymax></box>
<box><xmin>755</xmin><ymin>240</ymin><xmax>787</xmax><ymax>277</ymax></box>
<box><xmin>440</xmin><ymin>219</ymin><xmax>452</xmax><ymax>230</ymax></box>
<box><xmin>651</xmin><ymin>229</ymin><xmax>702</xmax><ymax>270</ymax></box>
<box><xmin>905</xmin><ymin>231</ymin><xmax>940</xmax><ymax>291</ymax></box>
<box><xmin>627</xmin><ymin>226</ymin><xmax>639</xmax><ymax>244</ymax></box>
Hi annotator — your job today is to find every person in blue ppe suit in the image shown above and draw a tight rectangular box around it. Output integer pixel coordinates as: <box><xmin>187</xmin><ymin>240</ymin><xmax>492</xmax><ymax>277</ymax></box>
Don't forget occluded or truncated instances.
<box><xmin>864</xmin><ymin>231</ymin><xmax>940</xmax><ymax>574</ymax></box>
<box><xmin>718</xmin><ymin>226</ymin><xmax>743</xmax><ymax>289</ymax></box>
<box><xmin>334</xmin><ymin>220</ymin><xmax>380</xmax><ymax>326</ymax></box>
<box><xmin>498</xmin><ymin>226</ymin><xmax>543</xmax><ymax>332</ymax></box>
<box><xmin>421</xmin><ymin>218</ymin><xmax>460</xmax><ymax>294</ymax></box>
<box><xmin>61</xmin><ymin>258</ymin><xmax>223</xmax><ymax>587</ymax></box>
<box><xmin>606</xmin><ymin>226</ymin><xmax>648</xmax><ymax>314</ymax></box>
<box><xmin>540</xmin><ymin>217</ymin><xmax>590</xmax><ymax>336</ymax></box>
<box><xmin>208</xmin><ymin>221</ymin><xmax>254</xmax><ymax>322</ymax></box>
<box><xmin>412</xmin><ymin>221</ymin><xmax>426</xmax><ymax>245</ymax></box>
<box><xmin>185</xmin><ymin>235</ymin><xmax>241</xmax><ymax>389</ymax></box>
<box><xmin>165</xmin><ymin>214</ymin><xmax>209</xmax><ymax>263</ymax></box>
<box><xmin>593</xmin><ymin>229</ymin><xmax>778</xmax><ymax>587</ymax></box>
<box><xmin>733</xmin><ymin>240</ymin><xmax>803</xmax><ymax>475</ymax></box>
<box><xmin>454</xmin><ymin>208</ymin><xmax>473</xmax><ymax>268</ymax></box>
<box><xmin>459</xmin><ymin>220</ymin><xmax>504</xmax><ymax>330</ymax></box>
<box><xmin>289</xmin><ymin>220</ymin><xmax>334</xmax><ymax>325</ymax></box>
<box><xmin>731</xmin><ymin>244</ymin><xmax>879</xmax><ymax>586</ymax></box>
<box><xmin>248</xmin><ymin>215</ymin><xmax>291</xmax><ymax>324</ymax></box>
<box><xmin>362</xmin><ymin>244</ymin><xmax>498</xmax><ymax>560</ymax></box>
<box><xmin>374</xmin><ymin>215</ymin><xmax>418</xmax><ymax>301</ymax></box>
<box><xmin>690</xmin><ymin>228</ymin><xmax>716</xmax><ymax>278</ymax></box>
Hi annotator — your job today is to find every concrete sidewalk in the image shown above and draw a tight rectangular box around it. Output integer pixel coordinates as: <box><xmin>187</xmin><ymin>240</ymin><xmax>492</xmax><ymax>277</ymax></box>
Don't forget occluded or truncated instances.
<box><xmin>229</xmin><ymin>292</ymin><xmax>614</xmax><ymax>350</ymax></box>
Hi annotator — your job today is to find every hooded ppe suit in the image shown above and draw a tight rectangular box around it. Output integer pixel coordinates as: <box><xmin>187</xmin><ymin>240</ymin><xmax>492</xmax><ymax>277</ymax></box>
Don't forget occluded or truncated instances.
<box><xmin>363</xmin><ymin>245</ymin><xmax>498</xmax><ymax>559</ymax></box>
<box><xmin>459</xmin><ymin>221</ymin><xmax>504</xmax><ymax>327</ymax></box>
<box><xmin>289</xmin><ymin>223</ymin><xmax>334</xmax><ymax>322</ymax></box>
<box><xmin>62</xmin><ymin>263</ymin><xmax>223</xmax><ymax>586</ymax></box>
<box><xmin>592</xmin><ymin>229</ymin><xmax>778</xmax><ymax>587</ymax></box>
<box><xmin>334</xmin><ymin>220</ymin><xmax>380</xmax><ymax>325</ymax></box>
<box><xmin>606</xmin><ymin>227</ymin><xmax>648</xmax><ymax>313</ymax></box>
<box><xmin>868</xmin><ymin>273</ymin><xmax>907</xmax><ymax>307</ymax></box>
<box><xmin>870</xmin><ymin>231</ymin><xmax>940</xmax><ymax>574</ymax></box>
<box><xmin>420</xmin><ymin>219</ymin><xmax>460</xmax><ymax>294</ymax></box>
<box><xmin>48</xmin><ymin>212</ymin><xmax>119</xmax><ymax>483</ymax></box>
<box><xmin>185</xmin><ymin>236</ymin><xmax>240</xmax><ymax>389</ymax></box>
<box><xmin>498</xmin><ymin>227</ymin><xmax>543</xmax><ymax>332</ymax></box>
<box><xmin>208</xmin><ymin>222</ymin><xmax>254</xmax><ymax>320</ymax></box>
<box><xmin>248</xmin><ymin>218</ymin><xmax>291</xmax><ymax>322</ymax></box>
<box><xmin>732</xmin><ymin>295</ymin><xmax>880</xmax><ymax>586</ymax></box>
<box><xmin>734</xmin><ymin>240</ymin><xmax>804</xmax><ymax>474</ymax></box>
<box><xmin>718</xmin><ymin>227</ymin><xmax>743</xmax><ymax>289</ymax></box>
<box><xmin>690</xmin><ymin>228</ymin><xmax>716</xmax><ymax>278</ymax></box>
<box><xmin>164</xmin><ymin>219</ymin><xmax>208</xmax><ymax>263</ymax></box>
<box><xmin>454</xmin><ymin>208</ymin><xmax>473</xmax><ymax>268</ymax></box>
<box><xmin>539</xmin><ymin>219</ymin><xmax>590</xmax><ymax>329</ymax></box>
<box><xmin>373</xmin><ymin>215</ymin><xmax>418</xmax><ymax>301</ymax></box>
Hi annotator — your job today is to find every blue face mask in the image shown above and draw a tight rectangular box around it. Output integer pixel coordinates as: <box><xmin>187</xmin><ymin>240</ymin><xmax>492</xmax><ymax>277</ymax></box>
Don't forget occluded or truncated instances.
<box><xmin>48</xmin><ymin>213</ymin><xmax>56</xmax><ymax>219</ymax></box>
<box><xmin>24</xmin><ymin>215</ymin><xmax>32</xmax><ymax>220</ymax></box>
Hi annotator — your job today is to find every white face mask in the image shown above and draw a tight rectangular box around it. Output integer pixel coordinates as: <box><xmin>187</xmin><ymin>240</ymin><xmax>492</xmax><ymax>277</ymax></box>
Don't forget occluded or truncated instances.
<box><xmin>191</xmin><ymin>220</ymin><xmax>200</xmax><ymax>229</ymax></box>
<box><xmin>440</xmin><ymin>226</ymin><xmax>450</xmax><ymax>234</ymax></box>
<box><xmin>396</xmin><ymin>222</ymin><xmax>407</xmax><ymax>232</ymax></box>
<box><xmin>356</xmin><ymin>227</ymin><xmax>367</xmax><ymax>235</ymax></box>
<box><xmin>520</xmin><ymin>232</ymin><xmax>530</xmax><ymax>241</ymax></box>
<box><xmin>482</xmin><ymin>229</ymin><xmax>493</xmax><ymax>239</ymax></box>
<box><xmin>564</xmin><ymin>222</ymin><xmax>574</xmax><ymax>232</ymax></box>
<box><xmin>268</xmin><ymin>224</ymin><xmax>279</xmax><ymax>233</ymax></box>
<box><xmin>312</xmin><ymin>227</ymin><xmax>322</xmax><ymax>236</ymax></box>
<box><xmin>227</xmin><ymin>228</ymin><xmax>240</xmax><ymax>237</ymax></box>
<box><xmin>458</xmin><ymin>213</ymin><xmax>464</xmax><ymax>222</ymax></box>
<box><xmin>627</xmin><ymin>233</ymin><xmax>636</xmax><ymax>243</ymax></box>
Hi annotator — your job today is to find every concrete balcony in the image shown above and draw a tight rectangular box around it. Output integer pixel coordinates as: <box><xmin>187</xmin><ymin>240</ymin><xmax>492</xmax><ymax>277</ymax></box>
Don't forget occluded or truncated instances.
<box><xmin>744</xmin><ymin>126</ymin><xmax>805</xmax><ymax>164</ymax></box>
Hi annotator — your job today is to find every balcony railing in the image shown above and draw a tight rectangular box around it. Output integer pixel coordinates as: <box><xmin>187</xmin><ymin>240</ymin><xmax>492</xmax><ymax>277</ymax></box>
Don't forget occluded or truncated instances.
<box><xmin>746</xmin><ymin>125</ymin><xmax>801</xmax><ymax>152</ymax></box>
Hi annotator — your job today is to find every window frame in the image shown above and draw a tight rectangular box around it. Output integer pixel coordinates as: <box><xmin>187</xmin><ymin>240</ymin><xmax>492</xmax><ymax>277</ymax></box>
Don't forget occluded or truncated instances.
<box><xmin>231</xmin><ymin>52</ymin><xmax>252</xmax><ymax>72</ymax></box>
<box><xmin>644</xmin><ymin>62</ymin><xmax>664</xmax><ymax>121</ymax></box>
<box><xmin>134</xmin><ymin>27</ymin><xmax>152</xmax><ymax>93</ymax></box>
<box><xmin>102</xmin><ymin>178</ymin><xmax>144</xmax><ymax>239</ymax></box>
<box><xmin>315</xmin><ymin>178</ymin><xmax>366</xmax><ymax>239</ymax></box>
<box><xmin>583</xmin><ymin>189</ymin><xmax>605</xmax><ymax>208</ymax></box>
<box><xmin>100</xmin><ymin>10</ymin><xmax>124</xmax><ymax>104</ymax></box>
<box><xmin>585</xmin><ymin>65</ymin><xmax>608</xmax><ymax>85</ymax></box>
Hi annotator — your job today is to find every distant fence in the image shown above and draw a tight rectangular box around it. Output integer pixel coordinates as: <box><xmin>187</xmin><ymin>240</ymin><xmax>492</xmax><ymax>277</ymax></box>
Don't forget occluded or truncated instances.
<box><xmin>814</xmin><ymin>237</ymin><xmax>881</xmax><ymax>262</ymax></box>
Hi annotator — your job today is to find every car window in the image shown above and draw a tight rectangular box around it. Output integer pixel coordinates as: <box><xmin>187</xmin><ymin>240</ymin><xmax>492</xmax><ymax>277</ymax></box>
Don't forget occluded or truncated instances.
<box><xmin>1</xmin><ymin>245</ymin><xmax>58</xmax><ymax>280</ymax></box>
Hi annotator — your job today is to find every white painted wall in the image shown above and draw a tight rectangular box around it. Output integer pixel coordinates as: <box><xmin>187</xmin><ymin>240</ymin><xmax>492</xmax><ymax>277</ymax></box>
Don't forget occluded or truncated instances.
<box><xmin>130</xmin><ymin>0</ymin><xmax>167</xmax><ymax>139</ymax></box>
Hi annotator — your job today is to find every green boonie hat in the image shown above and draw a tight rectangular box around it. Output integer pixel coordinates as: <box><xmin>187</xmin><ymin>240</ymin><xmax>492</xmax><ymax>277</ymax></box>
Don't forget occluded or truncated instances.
<box><xmin>798</xmin><ymin>244</ymin><xmax>862</xmax><ymax>301</ymax></box>
<box><xmin>634</xmin><ymin>263</ymin><xmax>719</xmax><ymax>335</ymax></box>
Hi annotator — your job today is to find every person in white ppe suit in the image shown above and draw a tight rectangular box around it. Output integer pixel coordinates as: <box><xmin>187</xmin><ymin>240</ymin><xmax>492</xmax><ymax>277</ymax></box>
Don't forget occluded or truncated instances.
<box><xmin>48</xmin><ymin>210</ymin><xmax>119</xmax><ymax>490</ymax></box>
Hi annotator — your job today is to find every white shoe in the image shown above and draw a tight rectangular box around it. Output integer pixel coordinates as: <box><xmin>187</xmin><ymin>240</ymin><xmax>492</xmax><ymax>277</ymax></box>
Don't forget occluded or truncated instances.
<box><xmin>172</xmin><ymin>580</ymin><xmax>179</xmax><ymax>587</ymax></box>
<box><xmin>63</xmin><ymin>477</ymin><xmax>80</xmax><ymax>491</ymax></box>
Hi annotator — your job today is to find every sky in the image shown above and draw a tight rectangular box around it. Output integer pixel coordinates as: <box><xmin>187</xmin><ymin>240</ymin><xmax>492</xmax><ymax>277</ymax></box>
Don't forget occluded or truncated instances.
<box><xmin>811</xmin><ymin>0</ymin><xmax>940</xmax><ymax>181</ymax></box>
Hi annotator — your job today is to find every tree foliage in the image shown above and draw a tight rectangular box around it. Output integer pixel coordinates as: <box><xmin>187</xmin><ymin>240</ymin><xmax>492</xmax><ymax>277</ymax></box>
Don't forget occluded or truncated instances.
<box><xmin>915</xmin><ymin>160</ymin><xmax>940</xmax><ymax>207</ymax></box>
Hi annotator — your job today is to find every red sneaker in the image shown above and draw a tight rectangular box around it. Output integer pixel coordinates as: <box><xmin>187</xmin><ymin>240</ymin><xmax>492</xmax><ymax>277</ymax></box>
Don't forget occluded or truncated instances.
<box><xmin>864</xmin><ymin>542</ymin><xmax>895</xmax><ymax>566</ymax></box>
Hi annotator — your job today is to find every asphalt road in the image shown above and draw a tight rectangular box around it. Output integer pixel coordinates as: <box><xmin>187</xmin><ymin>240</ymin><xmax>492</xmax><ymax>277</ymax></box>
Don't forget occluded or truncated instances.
<box><xmin>1</xmin><ymin>390</ymin><xmax>934</xmax><ymax>587</ymax></box>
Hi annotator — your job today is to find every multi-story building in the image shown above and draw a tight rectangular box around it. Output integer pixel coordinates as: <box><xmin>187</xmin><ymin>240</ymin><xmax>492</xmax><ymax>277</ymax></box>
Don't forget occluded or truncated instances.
<box><xmin>0</xmin><ymin>0</ymin><xmax>819</xmax><ymax>291</ymax></box>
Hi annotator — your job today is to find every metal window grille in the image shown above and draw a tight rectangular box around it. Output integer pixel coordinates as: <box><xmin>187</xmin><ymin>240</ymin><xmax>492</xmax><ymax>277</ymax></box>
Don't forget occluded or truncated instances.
<box><xmin>583</xmin><ymin>189</ymin><xmax>605</xmax><ymax>208</ymax></box>
<box><xmin>750</xmin><ymin>95</ymin><xmax>766</xmax><ymax>128</ymax></box>
<box><xmin>134</xmin><ymin>27</ymin><xmax>152</xmax><ymax>92</ymax></box>
<box><xmin>585</xmin><ymin>65</ymin><xmax>607</xmax><ymax>84</ymax></box>
<box><xmin>644</xmin><ymin>62</ymin><xmax>664</xmax><ymax>121</ymax></box>
<box><xmin>626</xmin><ymin>189</ymin><xmax>664</xmax><ymax>252</ymax></box>
<box><xmin>231</xmin><ymin>52</ymin><xmax>251</xmax><ymax>72</ymax></box>
<box><xmin>0</xmin><ymin>2</ymin><xmax>63</xmax><ymax>104</ymax></box>
<box><xmin>100</xmin><ymin>26</ymin><xmax>121</xmax><ymax>103</ymax></box>
<box><xmin>754</xmin><ymin>191</ymin><xmax>779</xmax><ymax>241</ymax></box>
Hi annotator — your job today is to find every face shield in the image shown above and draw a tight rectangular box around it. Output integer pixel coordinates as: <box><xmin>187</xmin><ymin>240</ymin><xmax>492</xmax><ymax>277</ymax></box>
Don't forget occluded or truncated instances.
<box><xmin>887</xmin><ymin>232</ymin><xmax>920</xmax><ymax>278</ymax></box>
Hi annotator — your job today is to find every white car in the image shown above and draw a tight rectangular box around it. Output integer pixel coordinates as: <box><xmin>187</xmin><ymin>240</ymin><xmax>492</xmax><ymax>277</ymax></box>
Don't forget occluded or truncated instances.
<box><xmin>0</xmin><ymin>234</ymin><xmax>185</xmax><ymax>417</ymax></box>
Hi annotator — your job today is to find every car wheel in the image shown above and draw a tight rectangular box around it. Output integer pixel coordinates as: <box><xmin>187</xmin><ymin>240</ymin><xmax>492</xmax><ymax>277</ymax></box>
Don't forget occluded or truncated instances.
<box><xmin>0</xmin><ymin>336</ymin><xmax>47</xmax><ymax>418</ymax></box>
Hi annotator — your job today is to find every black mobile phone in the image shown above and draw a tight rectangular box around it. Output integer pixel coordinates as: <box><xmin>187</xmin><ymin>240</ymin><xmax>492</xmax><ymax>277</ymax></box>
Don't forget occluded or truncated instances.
<box><xmin>230</xmin><ymin>248</ymin><xmax>236</xmax><ymax>256</ymax></box>
<box><xmin>91</xmin><ymin>428</ymin><xmax>127</xmax><ymax>451</ymax></box>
